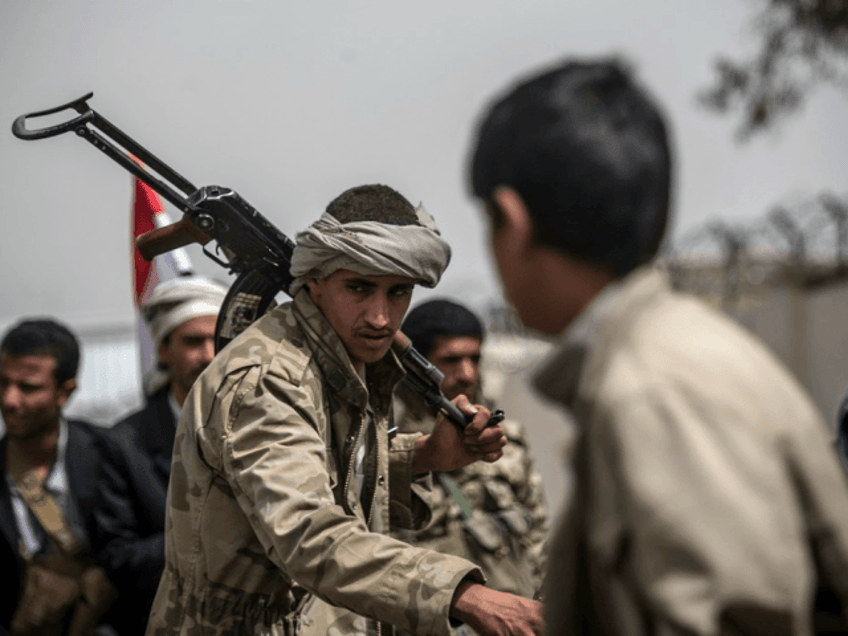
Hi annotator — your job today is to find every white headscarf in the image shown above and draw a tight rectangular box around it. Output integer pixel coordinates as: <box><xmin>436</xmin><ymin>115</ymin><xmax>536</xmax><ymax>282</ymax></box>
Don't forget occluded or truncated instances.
<box><xmin>141</xmin><ymin>276</ymin><xmax>228</xmax><ymax>345</ymax></box>
<box><xmin>140</xmin><ymin>276</ymin><xmax>228</xmax><ymax>396</ymax></box>
<box><xmin>289</xmin><ymin>205</ymin><xmax>451</xmax><ymax>294</ymax></box>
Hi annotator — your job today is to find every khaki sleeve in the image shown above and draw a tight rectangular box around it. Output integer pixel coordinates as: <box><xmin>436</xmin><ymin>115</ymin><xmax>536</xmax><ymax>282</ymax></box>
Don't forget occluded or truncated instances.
<box><xmin>784</xmin><ymin>406</ymin><xmax>848</xmax><ymax>611</ymax></box>
<box><xmin>217</xmin><ymin>366</ymin><xmax>479</xmax><ymax>636</ymax></box>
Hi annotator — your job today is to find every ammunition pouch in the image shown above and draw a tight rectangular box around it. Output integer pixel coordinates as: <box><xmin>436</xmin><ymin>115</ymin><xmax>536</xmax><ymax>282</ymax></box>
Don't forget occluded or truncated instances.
<box><xmin>11</xmin><ymin>554</ymin><xmax>117</xmax><ymax>636</ymax></box>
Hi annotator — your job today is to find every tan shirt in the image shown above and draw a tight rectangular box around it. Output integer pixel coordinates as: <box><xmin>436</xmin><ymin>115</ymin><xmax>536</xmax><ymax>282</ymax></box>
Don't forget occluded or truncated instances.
<box><xmin>536</xmin><ymin>267</ymin><xmax>848</xmax><ymax>635</ymax></box>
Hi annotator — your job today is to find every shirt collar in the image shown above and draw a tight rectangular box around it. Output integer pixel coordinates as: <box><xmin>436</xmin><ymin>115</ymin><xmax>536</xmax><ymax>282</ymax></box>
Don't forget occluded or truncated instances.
<box><xmin>43</xmin><ymin>418</ymin><xmax>70</xmax><ymax>495</ymax></box>
<box><xmin>532</xmin><ymin>279</ymin><xmax>624</xmax><ymax>410</ymax></box>
<box><xmin>559</xmin><ymin>278</ymin><xmax>625</xmax><ymax>351</ymax></box>
<box><xmin>168</xmin><ymin>390</ymin><xmax>182</xmax><ymax>427</ymax></box>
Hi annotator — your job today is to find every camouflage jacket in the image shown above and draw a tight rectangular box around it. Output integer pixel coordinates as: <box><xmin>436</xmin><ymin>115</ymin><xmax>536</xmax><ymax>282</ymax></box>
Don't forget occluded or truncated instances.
<box><xmin>536</xmin><ymin>268</ymin><xmax>848</xmax><ymax>636</ymax></box>
<box><xmin>391</xmin><ymin>383</ymin><xmax>548</xmax><ymax>598</ymax></box>
<box><xmin>146</xmin><ymin>290</ymin><xmax>481</xmax><ymax>636</ymax></box>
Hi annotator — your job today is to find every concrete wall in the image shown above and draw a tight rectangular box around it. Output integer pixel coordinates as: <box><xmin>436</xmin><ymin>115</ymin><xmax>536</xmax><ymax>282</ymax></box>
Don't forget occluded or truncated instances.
<box><xmin>732</xmin><ymin>281</ymin><xmax>848</xmax><ymax>430</ymax></box>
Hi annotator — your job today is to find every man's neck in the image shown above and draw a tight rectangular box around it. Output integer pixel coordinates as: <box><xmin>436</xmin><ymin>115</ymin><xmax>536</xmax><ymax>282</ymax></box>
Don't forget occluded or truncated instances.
<box><xmin>532</xmin><ymin>249</ymin><xmax>614</xmax><ymax>335</ymax></box>
<box><xmin>6</xmin><ymin>420</ymin><xmax>61</xmax><ymax>472</ymax></box>
<box><xmin>171</xmin><ymin>381</ymin><xmax>188</xmax><ymax>408</ymax></box>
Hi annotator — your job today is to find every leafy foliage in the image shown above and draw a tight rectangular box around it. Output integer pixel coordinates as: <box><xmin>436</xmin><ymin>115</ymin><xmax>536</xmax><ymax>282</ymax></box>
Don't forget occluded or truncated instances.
<box><xmin>699</xmin><ymin>0</ymin><xmax>848</xmax><ymax>140</ymax></box>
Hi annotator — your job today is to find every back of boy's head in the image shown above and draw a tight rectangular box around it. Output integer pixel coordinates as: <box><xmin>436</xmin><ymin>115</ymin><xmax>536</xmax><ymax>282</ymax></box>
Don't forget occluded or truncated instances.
<box><xmin>401</xmin><ymin>299</ymin><xmax>484</xmax><ymax>358</ymax></box>
<box><xmin>470</xmin><ymin>58</ymin><xmax>672</xmax><ymax>278</ymax></box>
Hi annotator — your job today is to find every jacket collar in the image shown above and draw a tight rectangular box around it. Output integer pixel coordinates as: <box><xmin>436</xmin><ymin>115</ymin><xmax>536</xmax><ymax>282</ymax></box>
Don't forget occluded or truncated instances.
<box><xmin>60</xmin><ymin>420</ymin><xmax>102</xmax><ymax>525</ymax></box>
<box><xmin>533</xmin><ymin>267</ymin><xmax>670</xmax><ymax>411</ymax></box>
<box><xmin>0</xmin><ymin>419</ymin><xmax>102</xmax><ymax>555</ymax></box>
<box><xmin>137</xmin><ymin>388</ymin><xmax>177</xmax><ymax>456</ymax></box>
<box><xmin>0</xmin><ymin>436</ymin><xmax>17</xmax><ymax>552</ymax></box>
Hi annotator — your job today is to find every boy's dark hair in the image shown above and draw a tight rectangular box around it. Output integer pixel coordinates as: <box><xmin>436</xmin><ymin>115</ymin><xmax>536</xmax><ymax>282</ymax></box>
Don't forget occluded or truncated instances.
<box><xmin>469</xmin><ymin>58</ymin><xmax>672</xmax><ymax>278</ymax></box>
<box><xmin>0</xmin><ymin>318</ymin><xmax>80</xmax><ymax>385</ymax></box>
<box><xmin>326</xmin><ymin>184</ymin><xmax>421</xmax><ymax>226</ymax></box>
<box><xmin>401</xmin><ymin>299</ymin><xmax>484</xmax><ymax>358</ymax></box>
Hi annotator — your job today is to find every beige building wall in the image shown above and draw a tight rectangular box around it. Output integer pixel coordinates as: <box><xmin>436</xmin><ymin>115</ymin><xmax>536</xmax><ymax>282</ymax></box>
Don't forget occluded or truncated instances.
<box><xmin>729</xmin><ymin>280</ymin><xmax>848</xmax><ymax>431</ymax></box>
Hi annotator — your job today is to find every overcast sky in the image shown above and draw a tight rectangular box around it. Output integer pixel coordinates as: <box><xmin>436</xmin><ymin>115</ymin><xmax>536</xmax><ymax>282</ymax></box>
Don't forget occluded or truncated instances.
<box><xmin>2</xmin><ymin>0</ymin><xmax>847</xmax><ymax>330</ymax></box>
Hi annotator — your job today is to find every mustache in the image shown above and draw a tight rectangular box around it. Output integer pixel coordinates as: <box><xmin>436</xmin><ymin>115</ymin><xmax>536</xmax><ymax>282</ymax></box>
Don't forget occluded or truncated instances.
<box><xmin>354</xmin><ymin>327</ymin><xmax>393</xmax><ymax>337</ymax></box>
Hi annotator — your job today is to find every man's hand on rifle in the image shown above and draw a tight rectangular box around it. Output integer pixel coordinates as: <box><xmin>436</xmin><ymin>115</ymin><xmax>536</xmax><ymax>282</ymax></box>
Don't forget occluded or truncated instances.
<box><xmin>412</xmin><ymin>395</ymin><xmax>506</xmax><ymax>474</ymax></box>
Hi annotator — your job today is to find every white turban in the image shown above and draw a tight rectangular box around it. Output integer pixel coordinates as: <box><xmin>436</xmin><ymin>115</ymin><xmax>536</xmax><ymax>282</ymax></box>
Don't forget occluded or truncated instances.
<box><xmin>289</xmin><ymin>205</ymin><xmax>451</xmax><ymax>295</ymax></box>
<box><xmin>141</xmin><ymin>276</ymin><xmax>228</xmax><ymax>345</ymax></box>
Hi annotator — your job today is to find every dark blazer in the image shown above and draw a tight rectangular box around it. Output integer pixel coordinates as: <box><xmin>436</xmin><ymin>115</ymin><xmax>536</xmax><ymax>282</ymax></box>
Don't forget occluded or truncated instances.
<box><xmin>97</xmin><ymin>388</ymin><xmax>175</xmax><ymax>636</ymax></box>
<box><xmin>0</xmin><ymin>418</ymin><xmax>113</xmax><ymax>633</ymax></box>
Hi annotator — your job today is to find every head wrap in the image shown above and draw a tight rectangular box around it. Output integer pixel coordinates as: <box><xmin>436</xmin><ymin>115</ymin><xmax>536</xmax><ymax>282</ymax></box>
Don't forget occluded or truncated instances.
<box><xmin>140</xmin><ymin>276</ymin><xmax>227</xmax><ymax>396</ymax></box>
<box><xmin>289</xmin><ymin>205</ymin><xmax>451</xmax><ymax>294</ymax></box>
<box><xmin>141</xmin><ymin>276</ymin><xmax>228</xmax><ymax>346</ymax></box>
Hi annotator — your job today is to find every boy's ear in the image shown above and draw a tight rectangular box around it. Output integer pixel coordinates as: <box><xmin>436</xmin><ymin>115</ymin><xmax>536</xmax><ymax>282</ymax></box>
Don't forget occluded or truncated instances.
<box><xmin>493</xmin><ymin>186</ymin><xmax>534</xmax><ymax>247</ymax></box>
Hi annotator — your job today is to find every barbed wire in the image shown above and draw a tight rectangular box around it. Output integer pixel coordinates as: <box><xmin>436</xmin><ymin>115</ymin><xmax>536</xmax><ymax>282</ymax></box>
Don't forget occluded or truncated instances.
<box><xmin>658</xmin><ymin>191</ymin><xmax>848</xmax><ymax>308</ymax></box>
<box><xmin>484</xmin><ymin>191</ymin><xmax>848</xmax><ymax>337</ymax></box>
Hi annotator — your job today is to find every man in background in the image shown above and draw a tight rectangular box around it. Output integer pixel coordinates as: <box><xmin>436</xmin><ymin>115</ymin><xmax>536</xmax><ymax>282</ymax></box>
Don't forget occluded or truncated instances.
<box><xmin>469</xmin><ymin>57</ymin><xmax>848</xmax><ymax>634</ymax></box>
<box><xmin>0</xmin><ymin>318</ymin><xmax>116</xmax><ymax>635</ymax></box>
<box><xmin>97</xmin><ymin>276</ymin><xmax>226</xmax><ymax>636</ymax></box>
<box><xmin>392</xmin><ymin>298</ymin><xmax>548</xmax><ymax>603</ymax></box>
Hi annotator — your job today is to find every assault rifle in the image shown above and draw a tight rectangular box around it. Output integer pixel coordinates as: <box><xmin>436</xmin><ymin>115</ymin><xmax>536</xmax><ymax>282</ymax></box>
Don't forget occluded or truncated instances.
<box><xmin>12</xmin><ymin>92</ymin><xmax>481</xmax><ymax>430</ymax></box>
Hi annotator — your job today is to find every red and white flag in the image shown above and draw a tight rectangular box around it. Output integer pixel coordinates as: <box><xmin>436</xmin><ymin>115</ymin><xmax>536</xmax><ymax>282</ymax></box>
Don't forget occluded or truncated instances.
<box><xmin>132</xmin><ymin>175</ymin><xmax>193</xmax><ymax>384</ymax></box>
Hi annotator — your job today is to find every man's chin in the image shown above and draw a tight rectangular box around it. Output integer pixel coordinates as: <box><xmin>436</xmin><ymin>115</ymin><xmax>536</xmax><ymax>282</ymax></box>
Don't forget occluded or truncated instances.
<box><xmin>189</xmin><ymin>366</ymin><xmax>209</xmax><ymax>385</ymax></box>
<box><xmin>354</xmin><ymin>342</ymin><xmax>393</xmax><ymax>365</ymax></box>
<box><xmin>4</xmin><ymin>420</ymin><xmax>53</xmax><ymax>441</ymax></box>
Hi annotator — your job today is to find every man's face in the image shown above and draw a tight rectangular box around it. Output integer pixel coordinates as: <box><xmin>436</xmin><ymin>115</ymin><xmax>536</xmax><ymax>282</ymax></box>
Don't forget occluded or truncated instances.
<box><xmin>428</xmin><ymin>335</ymin><xmax>482</xmax><ymax>402</ymax></box>
<box><xmin>0</xmin><ymin>354</ymin><xmax>74</xmax><ymax>441</ymax></box>
<box><xmin>308</xmin><ymin>269</ymin><xmax>415</xmax><ymax>371</ymax></box>
<box><xmin>158</xmin><ymin>315</ymin><xmax>217</xmax><ymax>398</ymax></box>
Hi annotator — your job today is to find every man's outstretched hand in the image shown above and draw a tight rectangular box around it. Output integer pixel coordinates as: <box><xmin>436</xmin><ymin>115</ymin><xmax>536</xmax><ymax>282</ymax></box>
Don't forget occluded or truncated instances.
<box><xmin>412</xmin><ymin>395</ymin><xmax>506</xmax><ymax>474</ymax></box>
<box><xmin>450</xmin><ymin>580</ymin><xmax>544</xmax><ymax>636</ymax></box>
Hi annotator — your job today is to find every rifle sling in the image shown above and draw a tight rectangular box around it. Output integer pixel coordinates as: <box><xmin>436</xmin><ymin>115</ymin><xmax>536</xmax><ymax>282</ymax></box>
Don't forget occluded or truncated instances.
<box><xmin>6</xmin><ymin>451</ymin><xmax>84</xmax><ymax>558</ymax></box>
<box><xmin>436</xmin><ymin>473</ymin><xmax>474</xmax><ymax>523</ymax></box>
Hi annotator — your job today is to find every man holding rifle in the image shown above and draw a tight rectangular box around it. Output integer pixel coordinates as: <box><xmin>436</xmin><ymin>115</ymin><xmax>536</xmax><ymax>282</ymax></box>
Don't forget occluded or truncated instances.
<box><xmin>392</xmin><ymin>299</ymin><xmax>548</xmax><ymax>607</ymax></box>
<box><xmin>145</xmin><ymin>184</ymin><xmax>543</xmax><ymax>636</ymax></box>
